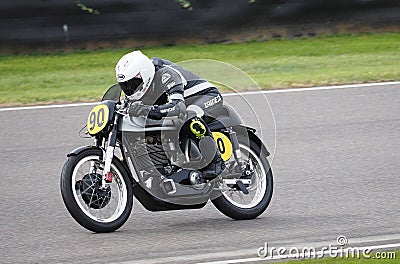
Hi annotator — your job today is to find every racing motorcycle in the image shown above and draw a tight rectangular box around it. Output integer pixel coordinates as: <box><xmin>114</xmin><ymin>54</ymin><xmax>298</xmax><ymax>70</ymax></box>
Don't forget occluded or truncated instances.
<box><xmin>60</xmin><ymin>84</ymin><xmax>273</xmax><ymax>233</ymax></box>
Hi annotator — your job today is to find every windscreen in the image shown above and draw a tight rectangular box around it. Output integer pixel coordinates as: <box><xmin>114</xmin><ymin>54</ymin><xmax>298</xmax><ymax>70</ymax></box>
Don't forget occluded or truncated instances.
<box><xmin>102</xmin><ymin>84</ymin><xmax>123</xmax><ymax>102</ymax></box>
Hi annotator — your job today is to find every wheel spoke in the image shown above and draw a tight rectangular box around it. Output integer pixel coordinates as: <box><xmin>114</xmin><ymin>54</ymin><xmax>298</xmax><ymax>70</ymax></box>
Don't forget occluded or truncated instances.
<box><xmin>88</xmin><ymin>188</ymin><xmax>95</xmax><ymax>206</ymax></box>
<box><xmin>81</xmin><ymin>183</ymin><xmax>95</xmax><ymax>195</ymax></box>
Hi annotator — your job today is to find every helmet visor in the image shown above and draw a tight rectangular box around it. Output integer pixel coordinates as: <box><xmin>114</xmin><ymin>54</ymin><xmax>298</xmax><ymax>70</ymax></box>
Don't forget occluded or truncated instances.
<box><xmin>119</xmin><ymin>77</ymin><xmax>143</xmax><ymax>96</ymax></box>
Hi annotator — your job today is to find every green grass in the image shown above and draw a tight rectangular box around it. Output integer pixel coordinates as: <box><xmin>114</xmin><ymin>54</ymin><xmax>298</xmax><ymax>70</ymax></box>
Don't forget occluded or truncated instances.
<box><xmin>276</xmin><ymin>250</ymin><xmax>399</xmax><ymax>264</ymax></box>
<box><xmin>0</xmin><ymin>33</ymin><xmax>399</xmax><ymax>105</ymax></box>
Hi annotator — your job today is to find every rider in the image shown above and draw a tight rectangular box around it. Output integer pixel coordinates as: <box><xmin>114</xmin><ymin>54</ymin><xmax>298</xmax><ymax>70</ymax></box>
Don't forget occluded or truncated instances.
<box><xmin>115</xmin><ymin>50</ymin><xmax>225</xmax><ymax>179</ymax></box>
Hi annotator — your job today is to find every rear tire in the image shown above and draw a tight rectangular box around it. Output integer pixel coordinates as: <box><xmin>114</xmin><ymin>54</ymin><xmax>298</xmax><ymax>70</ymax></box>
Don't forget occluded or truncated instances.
<box><xmin>212</xmin><ymin>133</ymin><xmax>273</xmax><ymax>220</ymax></box>
<box><xmin>60</xmin><ymin>148</ymin><xmax>133</xmax><ymax>233</ymax></box>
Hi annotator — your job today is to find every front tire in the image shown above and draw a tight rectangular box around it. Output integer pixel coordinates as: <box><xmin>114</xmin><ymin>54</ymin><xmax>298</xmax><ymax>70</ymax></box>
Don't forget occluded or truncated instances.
<box><xmin>60</xmin><ymin>148</ymin><xmax>133</xmax><ymax>233</ymax></box>
<box><xmin>212</xmin><ymin>133</ymin><xmax>273</xmax><ymax>220</ymax></box>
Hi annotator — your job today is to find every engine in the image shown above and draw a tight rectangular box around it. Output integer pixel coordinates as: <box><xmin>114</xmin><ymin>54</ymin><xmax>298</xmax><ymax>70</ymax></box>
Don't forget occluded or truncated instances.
<box><xmin>122</xmin><ymin>133</ymin><xmax>174</xmax><ymax>177</ymax></box>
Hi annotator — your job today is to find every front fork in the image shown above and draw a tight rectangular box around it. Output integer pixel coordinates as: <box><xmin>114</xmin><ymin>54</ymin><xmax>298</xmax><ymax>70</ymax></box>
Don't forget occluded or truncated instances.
<box><xmin>99</xmin><ymin>115</ymin><xmax>120</xmax><ymax>188</ymax></box>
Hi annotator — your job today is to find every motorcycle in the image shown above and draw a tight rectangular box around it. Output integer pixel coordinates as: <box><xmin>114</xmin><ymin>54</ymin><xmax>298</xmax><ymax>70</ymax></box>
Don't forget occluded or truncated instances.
<box><xmin>60</xmin><ymin>84</ymin><xmax>273</xmax><ymax>233</ymax></box>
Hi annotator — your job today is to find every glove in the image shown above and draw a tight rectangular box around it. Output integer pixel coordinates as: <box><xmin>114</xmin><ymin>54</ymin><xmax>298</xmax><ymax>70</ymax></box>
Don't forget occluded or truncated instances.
<box><xmin>148</xmin><ymin>107</ymin><xmax>163</xmax><ymax>120</ymax></box>
<box><xmin>128</xmin><ymin>102</ymin><xmax>153</xmax><ymax>117</ymax></box>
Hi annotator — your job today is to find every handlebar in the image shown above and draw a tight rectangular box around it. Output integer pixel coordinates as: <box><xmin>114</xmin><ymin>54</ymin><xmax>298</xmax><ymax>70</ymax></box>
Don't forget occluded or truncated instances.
<box><xmin>115</xmin><ymin>103</ymin><xmax>129</xmax><ymax>116</ymax></box>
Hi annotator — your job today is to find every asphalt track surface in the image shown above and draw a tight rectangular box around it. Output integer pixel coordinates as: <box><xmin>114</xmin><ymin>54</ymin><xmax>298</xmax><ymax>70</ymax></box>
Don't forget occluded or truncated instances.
<box><xmin>1</xmin><ymin>83</ymin><xmax>399</xmax><ymax>263</ymax></box>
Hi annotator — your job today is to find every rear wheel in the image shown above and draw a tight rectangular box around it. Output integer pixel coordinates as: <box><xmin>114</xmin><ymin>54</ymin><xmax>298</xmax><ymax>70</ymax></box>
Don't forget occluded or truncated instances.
<box><xmin>60</xmin><ymin>148</ymin><xmax>133</xmax><ymax>233</ymax></box>
<box><xmin>212</xmin><ymin>134</ymin><xmax>273</xmax><ymax>219</ymax></box>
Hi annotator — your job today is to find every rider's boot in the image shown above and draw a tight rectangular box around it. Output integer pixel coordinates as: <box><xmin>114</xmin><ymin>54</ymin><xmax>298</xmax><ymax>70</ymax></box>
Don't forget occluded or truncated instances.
<box><xmin>200</xmin><ymin>153</ymin><xmax>225</xmax><ymax>179</ymax></box>
<box><xmin>186</xmin><ymin>117</ymin><xmax>226</xmax><ymax>179</ymax></box>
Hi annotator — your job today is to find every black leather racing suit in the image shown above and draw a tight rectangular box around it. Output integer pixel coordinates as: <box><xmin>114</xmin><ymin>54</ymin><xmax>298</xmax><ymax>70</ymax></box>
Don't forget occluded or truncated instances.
<box><xmin>140</xmin><ymin>57</ymin><xmax>225</xmax><ymax>177</ymax></box>
<box><xmin>141</xmin><ymin>57</ymin><xmax>223</xmax><ymax>120</ymax></box>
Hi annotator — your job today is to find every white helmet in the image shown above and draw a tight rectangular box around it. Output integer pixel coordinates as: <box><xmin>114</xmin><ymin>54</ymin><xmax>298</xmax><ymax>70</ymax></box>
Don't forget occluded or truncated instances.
<box><xmin>115</xmin><ymin>50</ymin><xmax>155</xmax><ymax>99</ymax></box>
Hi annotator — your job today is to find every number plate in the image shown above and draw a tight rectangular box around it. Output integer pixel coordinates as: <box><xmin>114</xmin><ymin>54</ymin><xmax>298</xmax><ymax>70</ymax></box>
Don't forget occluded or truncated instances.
<box><xmin>212</xmin><ymin>132</ymin><xmax>233</xmax><ymax>161</ymax></box>
<box><xmin>87</xmin><ymin>104</ymin><xmax>109</xmax><ymax>135</ymax></box>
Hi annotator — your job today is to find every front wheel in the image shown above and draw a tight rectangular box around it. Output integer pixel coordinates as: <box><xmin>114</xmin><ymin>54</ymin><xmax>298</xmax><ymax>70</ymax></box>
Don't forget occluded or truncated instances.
<box><xmin>212</xmin><ymin>133</ymin><xmax>273</xmax><ymax>220</ymax></box>
<box><xmin>60</xmin><ymin>148</ymin><xmax>133</xmax><ymax>233</ymax></box>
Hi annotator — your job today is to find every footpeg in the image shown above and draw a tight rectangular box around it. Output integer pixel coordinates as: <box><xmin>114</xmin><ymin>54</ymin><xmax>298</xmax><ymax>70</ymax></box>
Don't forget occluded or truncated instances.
<box><xmin>162</xmin><ymin>178</ymin><xmax>176</xmax><ymax>195</ymax></box>
<box><xmin>223</xmin><ymin>179</ymin><xmax>251</xmax><ymax>195</ymax></box>
<box><xmin>235</xmin><ymin>180</ymin><xmax>249</xmax><ymax>195</ymax></box>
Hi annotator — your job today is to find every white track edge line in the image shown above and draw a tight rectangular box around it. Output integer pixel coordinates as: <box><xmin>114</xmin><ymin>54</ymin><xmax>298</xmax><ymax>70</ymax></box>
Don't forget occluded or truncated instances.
<box><xmin>1</xmin><ymin>81</ymin><xmax>399</xmax><ymax>112</ymax></box>
<box><xmin>224</xmin><ymin>81</ymin><xmax>400</xmax><ymax>96</ymax></box>
<box><xmin>0</xmin><ymin>102</ymin><xmax>97</xmax><ymax>112</ymax></box>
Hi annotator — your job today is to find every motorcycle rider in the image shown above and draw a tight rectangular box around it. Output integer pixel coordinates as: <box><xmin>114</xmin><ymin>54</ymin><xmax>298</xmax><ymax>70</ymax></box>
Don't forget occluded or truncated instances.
<box><xmin>115</xmin><ymin>50</ymin><xmax>225</xmax><ymax>179</ymax></box>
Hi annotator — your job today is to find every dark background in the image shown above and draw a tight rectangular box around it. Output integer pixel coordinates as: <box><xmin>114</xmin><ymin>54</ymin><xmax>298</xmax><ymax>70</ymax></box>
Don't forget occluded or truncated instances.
<box><xmin>1</xmin><ymin>0</ymin><xmax>399</xmax><ymax>52</ymax></box>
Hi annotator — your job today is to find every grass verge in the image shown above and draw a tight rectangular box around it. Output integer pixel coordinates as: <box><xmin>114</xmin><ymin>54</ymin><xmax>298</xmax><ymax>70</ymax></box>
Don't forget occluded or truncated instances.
<box><xmin>0</xmin><ymin>33</ymin><xmax>399</xmax><ymax>105</ymax></box>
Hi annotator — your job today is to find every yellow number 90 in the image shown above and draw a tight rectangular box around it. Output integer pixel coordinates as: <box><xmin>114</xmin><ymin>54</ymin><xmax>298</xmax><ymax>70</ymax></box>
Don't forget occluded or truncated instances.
<box><xmin>87</xmin><ymin>104</ymin><xmax>109</xmax><ymax>135</ymax></box>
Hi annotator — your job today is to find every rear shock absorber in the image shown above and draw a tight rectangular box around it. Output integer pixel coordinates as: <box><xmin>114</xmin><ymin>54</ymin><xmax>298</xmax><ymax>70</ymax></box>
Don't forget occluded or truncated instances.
<box><xmin>228</xmin><ymin>128</ymin><xmax>245</xmax><ymax>168</ymax></box>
